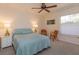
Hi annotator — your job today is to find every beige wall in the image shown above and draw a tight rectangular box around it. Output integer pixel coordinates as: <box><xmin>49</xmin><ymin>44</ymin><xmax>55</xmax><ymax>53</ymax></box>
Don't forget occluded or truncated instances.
<box><xmin>0</xmin><ymin>4</ymin><xmax>79</xmax><ymax>36</ymax></box>
<box><xmin>0</xmin><ymin>4</ymin><xmax>40</xmax><ymax>35</ymax></box>
<box><xmin>40</xmin><ymin>13</ymin><xmax>60</xmax><ymax>34</ymax></box>
<box><xmin>39</xmin><ymin>5</ymin><xmax>79</xmax><ymax>34</ymax></box>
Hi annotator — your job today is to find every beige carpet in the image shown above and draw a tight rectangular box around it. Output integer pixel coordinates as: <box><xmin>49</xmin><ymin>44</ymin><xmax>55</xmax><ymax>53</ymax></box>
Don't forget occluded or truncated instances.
<box><xmin>0</xmin><ymin>36</ymin><xmax>79</xmax><ymax>55</ymax></box>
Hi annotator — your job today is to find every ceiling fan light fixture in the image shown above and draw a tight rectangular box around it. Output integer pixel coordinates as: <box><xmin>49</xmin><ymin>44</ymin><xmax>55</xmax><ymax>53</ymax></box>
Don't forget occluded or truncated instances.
<box><xmin>32</xmin><ymin>3</ymin><xmax>57</xmax><ymax>13</ymax></box>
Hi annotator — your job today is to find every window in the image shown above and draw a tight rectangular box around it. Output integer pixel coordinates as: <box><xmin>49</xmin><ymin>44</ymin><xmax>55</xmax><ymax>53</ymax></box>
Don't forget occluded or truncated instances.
<box><xmin>60</xmin><ymin>13</ymin><xmax>79</xmax><ymax>35</ymax></box>
<box><xmin>61</xmin><ymin>13</ymin><xmax>79</xmax><ymax>24</ymax></box>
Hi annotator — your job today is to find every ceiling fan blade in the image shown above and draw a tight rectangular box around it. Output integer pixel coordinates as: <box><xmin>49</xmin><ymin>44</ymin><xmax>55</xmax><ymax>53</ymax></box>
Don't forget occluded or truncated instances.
<box><xmin>32</xmin><ymin>8</ymin><xmax>41</xmax><ymax>9</ymax></box>
<box><xmin>38</xmin><ymin>9</ymin><xmax>43</xmax><ymax>13</ymax></box>
<box><xmin>46</xmin><ymin>5</ymin><xmax>57</xmax><ymax>8</ymax></box>
<box><xmin>44</xmin><ymin>9</ymin><xmax>50</xmax><ymax>12</ymax></box>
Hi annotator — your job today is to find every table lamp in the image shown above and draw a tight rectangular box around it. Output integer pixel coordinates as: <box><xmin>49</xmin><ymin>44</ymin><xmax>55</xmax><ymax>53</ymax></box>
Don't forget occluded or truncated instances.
<box><xmin>33</xmin><ymin>24</ymin><xmax>38</xmax><ymax>32</ymax></box>
<box><xmin>4</xmin><ymin>23</ymin><xmax>10</xmax><ymax>36</ymax></box>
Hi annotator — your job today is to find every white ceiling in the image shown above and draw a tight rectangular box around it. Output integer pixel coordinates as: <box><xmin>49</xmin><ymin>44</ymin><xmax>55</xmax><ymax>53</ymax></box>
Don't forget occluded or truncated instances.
<box><xmin>0</xmin><ymin>3</ymin><xmax>78</xmax><ymax>13</ymax></box>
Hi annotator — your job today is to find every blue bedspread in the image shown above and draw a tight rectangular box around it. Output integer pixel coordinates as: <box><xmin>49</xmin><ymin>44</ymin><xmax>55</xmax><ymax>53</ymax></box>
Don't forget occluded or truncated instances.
<box><xmin>13</xmin><ymin>33</ymin><xmax>51</xmax><ymax>55</ymax></box>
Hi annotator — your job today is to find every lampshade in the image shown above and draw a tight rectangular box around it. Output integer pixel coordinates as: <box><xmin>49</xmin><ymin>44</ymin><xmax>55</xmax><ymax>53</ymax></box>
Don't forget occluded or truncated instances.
<box><xmin>33</xmin><ymin>24</ymin><xmax>38</xmax><ymax>28</ymax></box>
<box><xmin>4</xmin><ymin>20</ymin><xmax>12</xmax><ymax>36</ymax></box>
<box><xmin>4</xmin><ymin>20</ymin><xmax>12</xmax><ymax>28</ymax></box>
<box><xmin>4</xmin><ymin>23</ymin><xmax>11</xmax><ymax>28</ymax></box>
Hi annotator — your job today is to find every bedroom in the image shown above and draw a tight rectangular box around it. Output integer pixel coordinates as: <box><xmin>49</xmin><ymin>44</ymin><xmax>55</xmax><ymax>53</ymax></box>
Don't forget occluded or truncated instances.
<box><xmin>0</xmin><ymin>3</ymin><xmax>79</xmax><ymax>55</ymax></box>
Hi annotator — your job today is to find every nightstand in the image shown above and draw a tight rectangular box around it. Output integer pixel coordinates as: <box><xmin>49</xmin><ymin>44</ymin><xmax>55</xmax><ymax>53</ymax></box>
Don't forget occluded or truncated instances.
<box><xmin>0</xmin><ymin>36</ymin><xmax>12</xmax><ymax>48</ymax></box>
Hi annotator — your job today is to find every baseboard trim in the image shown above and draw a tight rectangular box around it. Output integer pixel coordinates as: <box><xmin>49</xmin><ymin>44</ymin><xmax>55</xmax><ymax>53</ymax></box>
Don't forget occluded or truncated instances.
<box><xmin>59</xmin><ymin>40</ymin><xmax>79</xmax><ymax>46</ymax></box>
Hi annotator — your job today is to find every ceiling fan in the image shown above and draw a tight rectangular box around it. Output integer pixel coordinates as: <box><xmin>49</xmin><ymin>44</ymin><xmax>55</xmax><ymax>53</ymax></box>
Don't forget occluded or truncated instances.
<box><xmin>32</xmin><ymin>3</ymin><xmax>57</xmax><ymax>13</ymax></box>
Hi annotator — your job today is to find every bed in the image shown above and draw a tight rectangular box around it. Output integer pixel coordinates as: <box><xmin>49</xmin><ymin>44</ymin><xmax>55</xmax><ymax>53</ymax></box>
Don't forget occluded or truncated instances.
<box><xmin>12</xmin><ymin>28</ymin><xmax>51</xmax><ymax>55</ymax></box>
